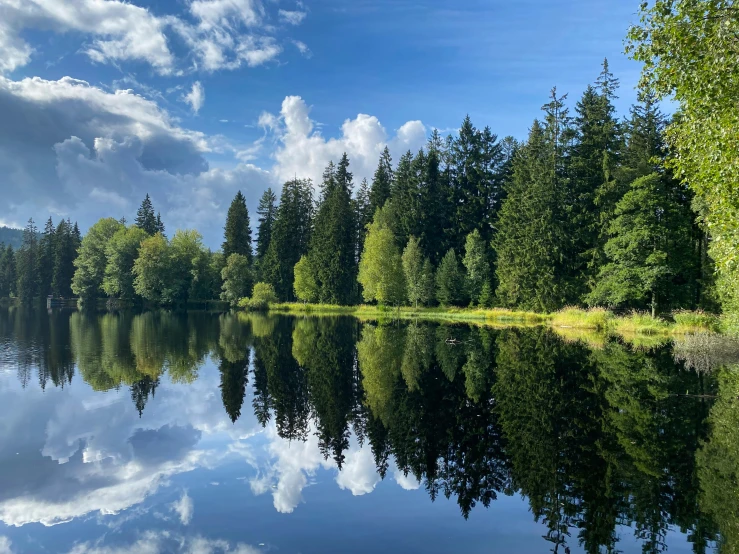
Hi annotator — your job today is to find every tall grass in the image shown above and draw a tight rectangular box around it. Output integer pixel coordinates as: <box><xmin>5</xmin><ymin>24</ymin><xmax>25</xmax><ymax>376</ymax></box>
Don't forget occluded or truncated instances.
<box><xmin>550</xmin><ymin>307</ymin><xmax>613</xmax><ymax>330</ymax></box>
<box><xmin>672</xmin><ymin>310</ymin><xmax>721</xmax><ymax>333</ymax></box>
<box><xmin>612</xmin><ymin>312</ymin><xmax>670</xmax><ymax>335</ymax></box>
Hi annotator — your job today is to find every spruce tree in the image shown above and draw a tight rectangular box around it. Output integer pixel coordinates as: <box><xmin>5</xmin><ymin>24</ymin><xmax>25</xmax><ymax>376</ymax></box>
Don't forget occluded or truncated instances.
<box><xmin>586</xmin><ymin>173</ymin><xmax>698</xmax><ymax>315</ymax></box>
<box><xmin>389</xmin><ymin>150</ymin><xmax>418</xmax><ymax>247</ymax></box>
<box><xmin>155</xmin><ymin>212</ymin><xmax>165</xmax><ymax>236</ymax></box>
<box><xmin>436</xmin><ymin>248</ymin><xmax>464</xmax><ymax>307</ymax></box>
<box><xmin>223</xmin><ymin>191</ymin><xmax>253</xmax><ymax>263</ymax></box>
<box><xmin>354</xmin><ymin>178</ymin><xmax>372</xmax><ymax>253</ymax></box>
<box><xmin>255</xmin><ymin>188</ymin><xmax>277</xmax><ymax>269</ymax></box>
<box><xmin>16</xmin><ymin>218</ymin><xmax>39</xmax><ymax>303</ymax></box>
<box><xmin>0</xmin><ymin>245</ymin><xmax>16</xmax><ymax>297</ymax></box>
<box><xmin>262</xmin><ymin>179</ymin><xmax>314</xmax><ymax>300</ymax></box>
<box><xmin>52</xmin><ymin>220</ymin><xmax>77</xmax><ymax>298</ymax></box>
<box><xmin>418</xmin><ymin>148</ymin><xmax>445</xmax><ymax>265</ymax></box>
<box><xmin>308</xmin><ymin>154</ymin><xmax>357</xmax><ymax>304</ymax></box>
<box><xmin>38</xmin><ymin>217</ymin><xmax>56</xmax><ymax>297</ymax></box>
<box><xmin>369</xmin><ymin>146</ymin><xmax>394</xmax><ymax>214</ymax></box>
<box><xmin>135</xmin><ymin>194</ymin><xmax>158</xmax><ymax>235</ymax></box>
<box><xmin>494</xmin><ymin>117</ymin><xmax>570</xmax><ymax>312</ymax></box>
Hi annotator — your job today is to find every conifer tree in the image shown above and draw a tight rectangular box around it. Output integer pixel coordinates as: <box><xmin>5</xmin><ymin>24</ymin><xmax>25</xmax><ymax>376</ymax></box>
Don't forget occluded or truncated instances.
<box><xmin>16</xmin><ymin>218</ymin><xmax>39</xmax><ymax>303</ymax></box>
<box><xmin>494</xmin><ymin>115</ymin><xmax>571</xmax><ymax>312</ymax></box>
<box><xmin>0</xmin><ymin>245</ymin><xmax>16</xmax><ymax>297</ymax></box>
<box><xmin>52</xmin><ymin>220</ymin><xmax>78</xmax><ymax>298</ymax></box>
<box><xmin>255</xmin><ymin>188</ymin><xmax>277</xmax><ymax>270</ymax></box>
<box><xmin>38</xmin><ymin>217</ymin><xmax>55</xmax><ymax>297</ymax></box>
<box><xmin>436</xmin><ymin>248</ymin><xmax>464</xmax><ymax>307</ymax></box>
<box><xmin>354</xmin><ymin>178</ymin><xmax>372</xmax><ymax>252</ymax></box>
<box><xmin>462</xmin><ymin>229</ymin><xmax>490</xmax><ymax>306</ymax></box>
<box><xmin>135</xmin><ymin>194</ymin><xmax>158</xmax><ymax>235</ymax></box>
<box><xmin>418</xmin><ymin>148</ymin><xmax>446</xmax><ymax>264</ymax></box>
<box><xmin>308</xmin><ymin>154</ymin><xmax>357</xmax><ymax>304</ymax></box>
<box><xmin>262</xmin><ymin>179</ymin><xmax>314</xmax><ymax>300</ymax></box>
<box><xmin>223</xmin><ymin>191</ymin><xmax>253</xmax><ymax>263</ymax></box>
<box><xmin>155</xmin><ymin>212</ymin><xmax>165</xmax><ymax>236</ymax></box>
<box><xmin>219</xmin><ymin>356</ymin><xmax>249</xmax><ymax>424</ymax></box>
<box><xmin>369</xmin><ymin>146</ymin><xmax>394</xmax><ymax>214</ymax></box>
<box><xmin>389</xmin><ymin>150</ymin><xmax>418</xmax><ymax>247</ymax></box>
<box><xmin>586</xmin><ymin>173</ymin><xmax>698</xmax><ymax>316</ymax></box>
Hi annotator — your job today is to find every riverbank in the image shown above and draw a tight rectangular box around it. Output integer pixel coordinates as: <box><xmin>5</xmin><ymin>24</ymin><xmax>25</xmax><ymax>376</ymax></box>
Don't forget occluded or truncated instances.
<box><xmin>269</xmin><ymin>303</ymin><xmax>725</xmax><ymax>336</ymax></box>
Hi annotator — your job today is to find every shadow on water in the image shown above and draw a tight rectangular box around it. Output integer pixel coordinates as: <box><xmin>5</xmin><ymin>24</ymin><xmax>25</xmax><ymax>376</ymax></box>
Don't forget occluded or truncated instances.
<box><xmin>4</xmin><ymin>305</ymin><xmax>739</xmax><ymax>553</ymax></box>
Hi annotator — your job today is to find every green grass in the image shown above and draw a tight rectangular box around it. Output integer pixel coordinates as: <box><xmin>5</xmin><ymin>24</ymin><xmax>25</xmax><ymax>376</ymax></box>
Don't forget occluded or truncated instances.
<box><xmin>265</xmin><ymin>302</ymin><xmax>726</xmax><ymax>337</ymax></box>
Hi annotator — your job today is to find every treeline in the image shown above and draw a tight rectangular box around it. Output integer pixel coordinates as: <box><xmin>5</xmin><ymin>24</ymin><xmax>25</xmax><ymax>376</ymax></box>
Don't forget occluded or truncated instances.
<box><xmin>0</xmin><ymin>60</ymin><xmax>715</xmax><ymax>314</ymax></box>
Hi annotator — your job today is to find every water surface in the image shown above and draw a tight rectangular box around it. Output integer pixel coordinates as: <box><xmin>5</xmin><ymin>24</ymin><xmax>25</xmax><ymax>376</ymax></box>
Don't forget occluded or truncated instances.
<box><xmin>0</xmin><ymin>307</ymin><xmax>736</xmax><ymax>553</ymax></box>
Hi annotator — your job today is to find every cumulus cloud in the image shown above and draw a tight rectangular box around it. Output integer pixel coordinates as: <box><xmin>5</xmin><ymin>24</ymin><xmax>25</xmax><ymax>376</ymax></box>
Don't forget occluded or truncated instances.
<box><xmin>336</xmin><ymin>448</ymin><xmax>382</xmax><ymax>496</ymax></box>
<box><xmin>0</xmin><ymin>75</ymin><xmax>271</xmax><ymax>246</ymax></box>
<box><xmin>171</xmin><ymin>491</ymin><xmax>194</xmax><ymax>525</ymax></box>
<box><xmin>279</xmin><ymin>9</ymin><xmax>307</xmax><ymax>25</ymax></box>
<box><xmin>0</xmin><ymin>537</ymin><xmax>12</xmax><ymax>554</ymax></box>
<box><xmin>183</xmin><ymin>82</ymin><xmax>205</xmax><ymax>114</ymax></box>
<box><xmin>0</xmin><ymin>0</ymin><xmax>173</xmax><ymax>73</ymax></box>
<box><xmin>265</xmin><ymin>95</ymin><xmax>427</xmax><ymax>188</ymax></box>
<box><xmin>0</xmin><ymin>0</ymin><xmax>306</xmax><ymax>74</ymax></box>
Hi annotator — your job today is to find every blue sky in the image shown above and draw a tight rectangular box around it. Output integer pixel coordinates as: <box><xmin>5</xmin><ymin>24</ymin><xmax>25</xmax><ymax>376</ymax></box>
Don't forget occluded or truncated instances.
<box><xmin>0</xmin><ymin>0</ymin><xmax>643</xmax><ymax>247</ymax></box>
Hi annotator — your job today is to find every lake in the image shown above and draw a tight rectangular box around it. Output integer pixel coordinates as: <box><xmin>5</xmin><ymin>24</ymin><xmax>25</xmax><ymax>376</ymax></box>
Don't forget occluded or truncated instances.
<box><xmin>0</xmin><ymin>306</ymin><xmax>736</xmax><ymax>553</ymax></box>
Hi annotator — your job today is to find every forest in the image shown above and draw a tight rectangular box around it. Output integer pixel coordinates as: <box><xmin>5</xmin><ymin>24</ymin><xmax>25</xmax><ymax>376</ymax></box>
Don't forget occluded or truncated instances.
<box><xmin>0</xmin><ymin>1</ymin><xmax>736</xmax><ymax>326</ymax></box>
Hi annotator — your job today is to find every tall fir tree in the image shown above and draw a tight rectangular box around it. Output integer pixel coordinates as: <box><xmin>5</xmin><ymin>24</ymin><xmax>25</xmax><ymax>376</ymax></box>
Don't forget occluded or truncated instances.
<box><xmin>308</xmin><ymin>154</ymin><xmax>358</xmax><ymax>304</ymax></box>
<box><xmin>494</xmin><ymin>117</ymin><xmax>571</xmax><ymax>312</ymax></box>
<box><xmin>255</xmin><ymin>188</ymin><xmax>277</xmax><ymax>271</ymax></box>
<box><xmin>369</xmin><ymin>146</ymin><xmax>394</xmax><ymax>215</ymax></box>
<box><xmin>388</xmin><ymin>150</ymin><xmax>419</xmax><ymax>247</ymax></box>
<box><xmin>418</xmin><ymin>147</ymin><xmax>446</xmax><ymax>265</ymax></box>
<box><xmin>353</xmin><ymin>178</ymin><xmax>372</xmax><ymax>253</ymax></box>
<box><xmin>38</xmin><ymin>217</ymin><xmax>56</xmax><ymax>297</ymax></box>
<box><xmin>262</xmin><ymin>179</ymin><xmax>314</xmax><ymax>300</ymax></box>
<box><xmin>155</xmin><ymin>212</ymin><xmax>165</xmax><ymax>236</ymax></box>
<box><xmin>52</xmin><ymin>219</ymin><xmax>78</xmax><ymax>298</ymax></box>
<box><xmin>16</xmin><ymin>218</ymin><xmax>39</xmax><ymax>303</ymax></box>
<box><xmin>222</xmin><ymin>191</ymin><xmax>253</xmax><ymax>263</ymax></box>
<box><xmin>135</xmin><ymin>194</ymin><xmax>158</xmax><ymax>235</ymax></box>
<box><xmin>0</xmin><ymin>245</ymin><xmax>16</xmax><ymax>297</ymax></box>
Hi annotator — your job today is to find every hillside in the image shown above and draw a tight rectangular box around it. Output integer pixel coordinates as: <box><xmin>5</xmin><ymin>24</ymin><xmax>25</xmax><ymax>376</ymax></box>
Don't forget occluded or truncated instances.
<box><xmin>0</xmin><ymin>226</ymin><xmax>24</xmax><ymax>249</ymax></box>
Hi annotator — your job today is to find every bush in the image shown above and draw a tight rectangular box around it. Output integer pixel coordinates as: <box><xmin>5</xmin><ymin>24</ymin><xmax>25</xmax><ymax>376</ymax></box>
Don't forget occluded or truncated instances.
<box><xmin>238</xmin><ymin>282</ymin><xmax>278</xmax><ymax>311</ymax></box>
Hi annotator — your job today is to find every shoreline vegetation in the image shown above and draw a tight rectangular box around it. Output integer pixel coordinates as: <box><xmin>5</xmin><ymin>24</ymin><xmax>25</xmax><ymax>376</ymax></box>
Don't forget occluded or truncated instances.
<box><xmin>267</xmin><ymin>303</ymin><xmax>724</xmax><ymax>338</ymax></box>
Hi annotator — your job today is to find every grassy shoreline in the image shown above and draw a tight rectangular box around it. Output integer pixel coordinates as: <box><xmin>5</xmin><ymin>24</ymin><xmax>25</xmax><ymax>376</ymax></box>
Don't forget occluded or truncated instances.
<box><xmin>269</xmin><ymin>303</ymin><xmax>726</xmax><ymax>336</ymax></box>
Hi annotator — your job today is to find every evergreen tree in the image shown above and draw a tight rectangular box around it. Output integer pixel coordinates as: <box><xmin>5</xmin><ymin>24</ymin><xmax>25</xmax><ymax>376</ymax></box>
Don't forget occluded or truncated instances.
<box><xmin>586</xmin><ymin>173</ymin><xmax>698</xmax><ymax>316</ymax></box>
<box><xmin>261</xmin><ymin>178</ymin><xmax>314</xmax><ymax>300</ymax></box>
<box><xmin>223</xmin><ymin>190</ymin><xmax>253</xmax><ymax>263</ymax></box>
<box><xmin>38</xmin><ymin>217</ymin><xmax>55</xmax><ymax>297</ymax></box>
<box><xmin>219</xmin><ymin>356</ymin><xmax>249</xmax><ymax>424</ymax></box>
<box><xmin>255</xmin><ymin>188</ymin><xmax>277</xmax><ymax>271</ymax></box>
<box><xmin>155</xmin><ymin>212</ymin><xmax>165</xmax><ymax>236</ymax></box>
<box><xmin>462</xmin><ymin>229</ymin><xmax>490</xmax><ymax>306</ymax></box>
<box><xmin>389</xmin><ymin>150</ymin><xmax>418</xmax><ymax>247</ymax></box>
<box><xmin>436</xmin><ymin>248</ymin><xmax>464</xmax><ymax>307</ymax></box>
<box><xmin>354</xmin><ymin>178</ymin><xmax>372</xmax><ymax>252</ymax></box>
<box><xmin>369</xmin><ymin>146</ymin><xmax>394</xmax><ymax>214</ymax></box>
<box><xmin>135</xmin><ymin>194</ymin><xmax>158</xmax><ymax>235</ymax></box>
<box><xmin>570</xmin><ymin>60</ymin><xmax>624</xmax><ymax>295</ymax></box>
<box><xmin>52</xmin><ymin>220</ymin><xmax>78</xmax><ymax>298</ymax></box>
<box><xmin>16</xmin><ymin>218</ymin><xmax>39</xmax><ymax>303</ymax></box>
<box><xmin>418</xmin><ymin>147</ymin><xmax>446</xmax><ymax>264</ymax></box>
<box><xmin>494</xmin><ymin>115</ymin><xmax>571</xmax><ymax>311</ymax></box>
<box><xmin>0</xmin><ymin>245</ymin><xmax>16</xmax><ymax>297</ymax></box>
<box><xmin>308</xmin><ymin>155</ymin><xmax>357</xmax><ymax>304</ymax></box>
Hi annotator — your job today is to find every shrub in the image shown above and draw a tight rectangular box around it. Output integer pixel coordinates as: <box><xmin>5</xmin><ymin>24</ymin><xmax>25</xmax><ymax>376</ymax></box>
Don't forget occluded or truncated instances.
<box><xmin>238</xmin><ymin>282</ymin><xmax>278</xmax><ymax>311</ymax></box>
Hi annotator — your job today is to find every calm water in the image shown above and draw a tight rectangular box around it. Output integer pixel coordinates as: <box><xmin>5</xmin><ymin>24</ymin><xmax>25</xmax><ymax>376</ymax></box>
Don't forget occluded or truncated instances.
<box><xmin>0</xmin><ymin>307</ymin><xmax>737</xmax><ymax>553</ymax></box>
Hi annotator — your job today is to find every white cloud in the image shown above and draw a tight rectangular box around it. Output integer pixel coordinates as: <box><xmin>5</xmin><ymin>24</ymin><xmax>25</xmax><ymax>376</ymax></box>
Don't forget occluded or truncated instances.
<box><xmin>183</xmin><ymin>82</ymin><xmax>205</xmax><ymax>114</ymax></box>
<box><xmin>266</xmin><ymin>95</ymin><xmax>427</xmax><ymax>188</ymax></box>
<box><xmin>65</xmin><ymin>532</ymin><xmax>261</xmax><ymax>554</ymax></box>
<box><xmin>170</xmin><ymin>491</ymin><xmax>194</xmax><ymax>525</ymax></box>
<box><xmin>0</xmin><ymin>0</ymin><xmax>306</xmax><ymax>74</ymax></box>
<box><xmin>0</xmin><ymin>536</ymin><xmax>13</xmax><ymax>554</ymax></box>
<box><xmin>0</xmin><ymin>0</ymin><xmax>173</xmax><ymax>73</ymax></box>
<box><xmin>279</xmin><ymin>9</ymin><xmax>307</xmax><ymax>25</ymax></box>
<box><xmin>291</xmin><ymin>40</ymin><xmax>311</xmax><ymax>58</ymax></box>
<box><xmin>336</xmin><ymin>448</ymin><xmax>382</xmax><ymax>496</ymax></box>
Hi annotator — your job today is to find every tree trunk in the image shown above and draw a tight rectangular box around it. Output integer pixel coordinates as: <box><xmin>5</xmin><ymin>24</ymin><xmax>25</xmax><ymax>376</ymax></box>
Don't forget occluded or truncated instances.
<box><xmin>651</xmin><ymin>289</ymin><xmax>657</xmax><ymax>318</ymax></box>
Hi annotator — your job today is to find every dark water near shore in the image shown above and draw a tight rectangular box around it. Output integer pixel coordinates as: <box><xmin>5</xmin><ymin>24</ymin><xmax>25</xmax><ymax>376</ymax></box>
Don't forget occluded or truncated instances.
<box><xmin>0</xmin><ymin>306</ymin><xmax>737</xmax><ymax>553</ymax></box>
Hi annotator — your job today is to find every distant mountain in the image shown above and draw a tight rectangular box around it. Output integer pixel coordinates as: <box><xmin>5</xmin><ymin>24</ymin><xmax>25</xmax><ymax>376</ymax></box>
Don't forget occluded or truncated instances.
<box><xmin>0</xmin><ymin>226</ymin><xmax>24</xmax><ymax>249</ymax></box>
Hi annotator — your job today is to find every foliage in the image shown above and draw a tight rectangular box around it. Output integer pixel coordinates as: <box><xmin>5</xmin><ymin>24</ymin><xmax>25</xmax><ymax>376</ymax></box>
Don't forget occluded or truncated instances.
<box><xmin>135</xmin><ymin>194</ymin><xmax>163</xmax><ymax>236</ymax></box>
<box><xmin>436</xmin><ymin>248</ymin><xmax>464</xmax><ymax>307</ymax></box>
<box><xmin>72</xmin><ymin>218</ymin><xmax>124</xmax><ymax>303</ymax></box>
<box><xmin>402</xmin><ymin>236</ymin><xmax>427</xmax><ymax>308</ymax></box>
<box><xmin>103</xmin><ymin>226</ymin><xmax>148</xmax><ymax>301</ymax></box>
<box><xmin>132</xmin><ymin>233</ymin><xmax>170</xmax><ymax>304</ymax></box>
<box><xmin>240</xmin><ymin>282</ymin><xmax>278</xmax><ymax>311</ymax></box>
<box><xmin>221</xmin><ymin>253</ymin><xmax>254</xmax><ymax>307</ymax></box>
<box><xmin>223</xmin><ymin>190</ymin><xmax>253</xmax><ymax>263</ymax></box>
<box><xmin>255</xmin><ymin>188</ymin><xmax>277</xmax><ymax>273</ymax></box>
<box><xmin>358</xmin><ymin>206</ymin><xmax>406</xmax><ymax>306</ymax></box>
<box><xmin>462</xmin><ymin>229</ymin><xmax>490</xmax><ymax>306</ymax></box>
<box><xmin>293</xmin><ymin>255</ymin><xmax>319</xmax><ymax>304</ymax></box>
<box><xmin>627</xmin><ymin>0</ymin><xmax>739</xmax><ymax>324</ymax></box>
